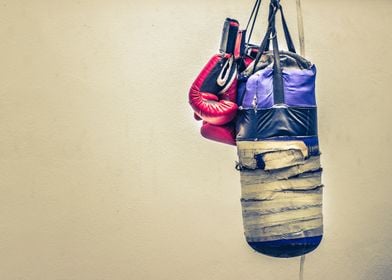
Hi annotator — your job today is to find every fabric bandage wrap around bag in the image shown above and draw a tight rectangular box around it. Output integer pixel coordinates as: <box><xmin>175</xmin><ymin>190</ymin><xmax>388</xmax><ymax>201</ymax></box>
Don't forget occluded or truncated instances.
<box><xmin>235</xmin><ymin>1</ymin><xmax>323</xmax><ymax>258</ymax></box>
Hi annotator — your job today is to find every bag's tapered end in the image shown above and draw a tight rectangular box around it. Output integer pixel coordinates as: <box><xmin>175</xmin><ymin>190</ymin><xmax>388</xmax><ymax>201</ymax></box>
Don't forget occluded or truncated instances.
<box><xmin>247</xmin><ymin>235</ymin><xmax>322</xmax><ymax>258</ymax></box>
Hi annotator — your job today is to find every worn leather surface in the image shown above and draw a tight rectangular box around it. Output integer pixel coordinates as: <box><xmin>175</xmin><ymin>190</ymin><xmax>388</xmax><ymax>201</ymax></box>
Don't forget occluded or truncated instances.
<box><xmin>236</xmin><ymin>106</ymin><xmax>318</xmax><ymax>140</ymax></box>
<box><xmin>189</xmin><ymin>54</ymin><xmax>238</xmax><ymax>126</ymax></box>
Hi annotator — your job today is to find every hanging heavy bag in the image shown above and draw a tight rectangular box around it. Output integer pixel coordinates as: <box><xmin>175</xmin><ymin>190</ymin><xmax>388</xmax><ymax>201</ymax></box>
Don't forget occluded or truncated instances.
<box><xmin>236</xmin><ymin>0</ymin><xmax>323</xmax><ymax>258</ymax></box>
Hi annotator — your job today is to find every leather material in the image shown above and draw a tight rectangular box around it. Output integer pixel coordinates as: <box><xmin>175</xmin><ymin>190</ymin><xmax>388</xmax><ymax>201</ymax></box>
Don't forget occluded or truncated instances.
<box><xmin>236</xmin><ymin>51</ymin><xmax>317</xmax><ymax>141</ymax></box>
<box><xmin>194</xmin><ymin>113</ymin><xmax>202</xmax><ymax>121</ymax></box>
<box><xmin>190</xmin><ymin>91</ymin><xmax>237</xmax><ymax>126</ymax></box>
<box><xmin>189</xmin><ymin>54</ymin><xmax>238</xmax><ymax>126</ymax></box>
<box><xmin>247</xmin><ymin>50</ymin><xmax>312</xmax><ymax>75</ymax></box>
<box><xmin>237</xmin><ymin>74</ymin><xmax>249</xmax><ymax>105</ymax></box>
<box><xmin>198</xmin><ymin>55</ymin><xmax>237</xmax><ymax>94</ymax></box>
<box><xmin>241</xmin><ymin>65</ymin><xmax>316</xmax><ymax>109</ymax></box>
<box><xmin>237</xmin><ymin>51</ymin><xmax>315</xmax><ymax>108</ymax></box>
<box><xmin>219</xmin><ymin>18</ymin><xmax>239</xmax><ymax>54</ymax></box>
<box><xmin>201</xmin><ymin>121</ymin><xmax>236</xmax><ymax>146</ymax></box>
<box><xmin>248</xmin><ymin>236</ymin><xmax>322</xmax><ymax>258</ymax></box>
<box><xmin>236</xmin><ymin>106</ymin><xmax>318</xmax><ymax>140</ymax></box>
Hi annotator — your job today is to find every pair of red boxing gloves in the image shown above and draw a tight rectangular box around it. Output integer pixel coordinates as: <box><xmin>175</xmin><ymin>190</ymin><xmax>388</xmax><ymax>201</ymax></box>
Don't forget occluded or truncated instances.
<box><xmin>189</xmin><ymin>18</ymin><xmax>252</xmax><ymax>146</ymax></box>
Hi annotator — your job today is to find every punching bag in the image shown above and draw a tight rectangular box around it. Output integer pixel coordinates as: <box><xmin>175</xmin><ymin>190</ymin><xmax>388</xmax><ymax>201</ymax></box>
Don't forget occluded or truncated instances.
<box><xmin>235</xmin><ymin>0</ymin><xmax>323</xmax><ymax>258</ymax></box>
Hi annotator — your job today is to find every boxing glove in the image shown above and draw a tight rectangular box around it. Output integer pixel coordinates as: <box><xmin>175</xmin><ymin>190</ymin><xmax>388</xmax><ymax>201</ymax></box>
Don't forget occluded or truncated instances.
<box><xmin>189</xmin><ymin>54</ymin><xmax>238</xmax><ymax>126</ymax></box>
<box><xmin>200</xmin><ymin>121</ymin><xmax>236</xmax><ymax>146</ymax></box>
<box><xmin>194</xmin><ymin>113</ymin><xmax>202</xmax><ymax>121</ymax></box>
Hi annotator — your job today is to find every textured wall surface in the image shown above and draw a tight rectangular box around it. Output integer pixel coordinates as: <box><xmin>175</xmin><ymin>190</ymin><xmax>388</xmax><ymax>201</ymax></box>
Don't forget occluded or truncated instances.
<box><xmin>1</xmin><ymin>0</ymin><xmax>391</xmax><ymax>279</ymax></box>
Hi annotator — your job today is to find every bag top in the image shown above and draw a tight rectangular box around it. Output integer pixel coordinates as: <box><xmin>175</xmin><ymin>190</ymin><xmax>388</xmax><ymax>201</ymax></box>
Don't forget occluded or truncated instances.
<box><xmin>244</xmin><ymin>0</ymin><xmax>314</xmax><ymax>105</ymax></box>
<box><xmin>242</xmin><ymin>50</ymin><xmax>313</xmax><ymax>77</ymax></box>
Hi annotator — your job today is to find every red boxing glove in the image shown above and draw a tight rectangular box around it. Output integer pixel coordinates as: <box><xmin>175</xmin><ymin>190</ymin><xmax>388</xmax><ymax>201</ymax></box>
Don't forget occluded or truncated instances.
<box><xmin>200</xmin><ymin>121</ymin><xmax>236</xmax><ymax>146</ymax></box>
<box><xmin>189</xmin><ymin>54</ymin><xmax>238</xmax><ymax>126</ymax></box>
<box><xmin>194</xmin><ymin>113</ymin><xmax>202</xmax><ymax>121</ymax></box>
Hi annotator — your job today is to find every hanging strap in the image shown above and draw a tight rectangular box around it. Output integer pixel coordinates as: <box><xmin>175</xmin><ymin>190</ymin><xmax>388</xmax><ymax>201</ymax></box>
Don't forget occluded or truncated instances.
<box><xmin>252</xmin><ymin>0</ymin><xmax>296</xmax><ymax>104</ymax></box>
<box><xmin>256</xmin><ymin>1</ymin><xmax>296</xmax><ymax>57</ymax></box>
<box><xmin>270</xmin><ymin>3</ymin><xmax>284</xmax><ymax>104</ymax></box>
<box><xmin>246</xmin><ymin>0</ymin><xmax>296</xmax><ymax>53</ymax></box>
<box><xmin>280</xmin><ymin>5</ymin><xmax>296</xmax><ymax>54</ymax></box>
<box><xmin>299</xmin><ymin>255</ymin><xmax>306</xmax><ymax>280</ymax></box>
<box><xmin>296</xmin><ymin>0</ymin><xmax>305</xmax><ymax>56</ymax></box>
<box><xmin>253</xmin><ymin>2</ymin><xmax>295</xmax><ymax>72</ymax></box>
<box><xmin>245</xmin><ymin>0</ymin><xmax>262</xmax><ymax>44</ymax></box>
<box><xmin>262</xmin><ymin>2</ymin><xmax>296</xmax><ymax>54</ymax></box>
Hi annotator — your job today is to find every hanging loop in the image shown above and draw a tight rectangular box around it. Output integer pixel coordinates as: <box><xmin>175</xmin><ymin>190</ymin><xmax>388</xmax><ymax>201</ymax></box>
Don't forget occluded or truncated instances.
<box><xmin>245</xmin><ymin>0</ymin><xmax>262</xmax><ymax>44</ymax></box>
<box><xmin>252</xmin><ymin>1</ymin><xmax>296</xmax><ymax>73</ymax></box>
<box><xmin>296</xmin><ymin>0</ymin><xmax>305</xmax><ymax>56</ymax></box>
<box><xmin>270</xmin><ymin>0</ymin><xmax>280</xmax><ymax>8</ymax></box>
<box><xmin>268</xmin><ymin>32</ymin><xmax>277</xmax><ymax>40</ymax></box>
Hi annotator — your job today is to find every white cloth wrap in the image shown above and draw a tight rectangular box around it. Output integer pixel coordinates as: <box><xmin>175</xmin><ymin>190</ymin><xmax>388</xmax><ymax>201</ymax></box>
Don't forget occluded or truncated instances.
<box><xmin>237</xmin><ymin>141</ymin><xmax>323</xmax><ymax>243</ymax></box>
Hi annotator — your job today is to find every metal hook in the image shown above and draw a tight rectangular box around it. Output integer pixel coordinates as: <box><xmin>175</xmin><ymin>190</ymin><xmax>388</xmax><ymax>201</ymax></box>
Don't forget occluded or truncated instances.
<box><xmin>269</xmin><ymin>32</ymin><xmax>277</xmax><ymax>40</ymax></box>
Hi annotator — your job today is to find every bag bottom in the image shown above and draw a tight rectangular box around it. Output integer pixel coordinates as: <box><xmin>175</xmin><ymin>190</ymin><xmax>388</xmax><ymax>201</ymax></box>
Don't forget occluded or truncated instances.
<box><xmin>247</xmin><ymin>235</ymin><xmax>322</xmax><ymax>258</ymax></box>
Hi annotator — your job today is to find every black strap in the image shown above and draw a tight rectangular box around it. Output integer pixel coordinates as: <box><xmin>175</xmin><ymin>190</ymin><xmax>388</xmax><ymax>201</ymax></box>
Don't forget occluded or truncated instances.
<box><xmin>271</xmin><ymin>11</ymin><xmax>284</xmax><ymax>104</ymax></box>
<box><xmin>258</xmin><ymin>2</ymin><xmax>296</xmax><ymax>56</ymax></box>
<box><xmin>252</xmin><ymin>3</ymin><xmax>278</xmax><ymax>73</ymax></box>
<box><xmin>252</xmin><ymin>1</ymin><xmax>297</xmax><ymax>68</ymax></box>
<box><xmin>245</xmin><ymin>0</ymin><xmax>262</xmax><ymax>44</ymax></box>
<box><xmin>252</xmin><ymin>0</ymin><xmax>297</xmax><ymax>104</ymax></box>
<box><xmin>280</xmin><ymin>6</ymin><xmax>296</xmax><ymax>54</ymax></box>
<box><xmin>264</xmin><ymin>1</ymin><xmax>276</xmax><ymax>52</ymax></box>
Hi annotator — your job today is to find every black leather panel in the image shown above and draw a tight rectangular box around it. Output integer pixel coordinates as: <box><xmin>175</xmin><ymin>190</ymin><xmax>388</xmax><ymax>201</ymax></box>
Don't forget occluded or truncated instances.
<box><xmin>236</xmin><ymin>107</ymin><xmax>318</xmax><ymax>140</ymax></box>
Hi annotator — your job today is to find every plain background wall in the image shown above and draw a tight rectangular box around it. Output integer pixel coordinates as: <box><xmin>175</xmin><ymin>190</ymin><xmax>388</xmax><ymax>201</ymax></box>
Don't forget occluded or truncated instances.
<box><xmin>1</xmin><ymin>0</ymin><xmax>391</xmax><ymax>279</ymax></box>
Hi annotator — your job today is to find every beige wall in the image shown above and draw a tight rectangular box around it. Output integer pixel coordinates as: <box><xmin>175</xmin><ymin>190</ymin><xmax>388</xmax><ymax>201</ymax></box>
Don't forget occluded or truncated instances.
<box><xmin>1</xmin><ymin>0</ymin><xmax>392</xmax><ymax>279</ymax></box>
